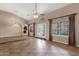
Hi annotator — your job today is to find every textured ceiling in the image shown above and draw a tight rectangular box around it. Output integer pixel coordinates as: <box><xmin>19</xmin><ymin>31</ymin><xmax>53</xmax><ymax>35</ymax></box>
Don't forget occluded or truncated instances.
<box><xmin>0</xmin><ymin>3</ymin><xmax>70</xmax><ymax>20</ymax></box>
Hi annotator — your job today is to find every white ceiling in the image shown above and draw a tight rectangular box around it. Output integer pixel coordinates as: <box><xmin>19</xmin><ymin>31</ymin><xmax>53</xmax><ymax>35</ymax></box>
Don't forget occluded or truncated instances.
<box><xmin>0</xmin><ymin>3</ymin><xmax>70</xmax><ymax>20</ymax></box>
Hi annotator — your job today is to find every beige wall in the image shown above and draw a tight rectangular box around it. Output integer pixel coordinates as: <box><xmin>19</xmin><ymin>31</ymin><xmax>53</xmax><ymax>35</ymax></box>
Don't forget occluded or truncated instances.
<box><xmin>29</xmin><ymin>24</ymin><xmax>34</xmax><ymax>36</ymax></box>
<box><xmin>0</xmin><ymin>10</ymin><xmax>28</xmax><ymax>38</ymax></box>
<box><xmin>28</xmin><ymin>3</ymin><xmax>79</xmax><ymax>47</ymax></box>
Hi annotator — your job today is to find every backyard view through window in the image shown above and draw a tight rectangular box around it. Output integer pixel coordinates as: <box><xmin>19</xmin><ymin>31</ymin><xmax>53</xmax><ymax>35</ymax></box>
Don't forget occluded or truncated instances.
<box><xmin>36</xmin><ymin>23</ymin><xmax>46</xmax><ymax>38</ymax></box>
<box><xmin>52</xmin><ymin>21</ymin><xmax>69</xmax><ymax>37</ymax></box>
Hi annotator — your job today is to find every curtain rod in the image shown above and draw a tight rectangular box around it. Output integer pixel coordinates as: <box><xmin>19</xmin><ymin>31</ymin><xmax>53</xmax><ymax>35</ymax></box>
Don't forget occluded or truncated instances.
<box><xmin>48</xmin><ymin>13</ymin><xmax>77</xmax><ymax>20</ymax></box>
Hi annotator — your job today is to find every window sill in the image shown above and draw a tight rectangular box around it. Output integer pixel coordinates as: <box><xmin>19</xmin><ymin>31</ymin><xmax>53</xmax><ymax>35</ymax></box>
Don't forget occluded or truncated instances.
<box><xmin>52</xmin><ymin>35</ymin><xmax>69</xmax><ymax>37</ymax></box>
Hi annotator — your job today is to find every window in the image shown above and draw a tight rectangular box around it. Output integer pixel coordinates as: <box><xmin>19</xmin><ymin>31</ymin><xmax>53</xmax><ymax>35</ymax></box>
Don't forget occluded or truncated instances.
<box><xmin>52</xmin><ymin>21</ymin><xmax>69</xmax><ymax>36</ymax></box>
<box><xmin>37</xmin><ymin>23</ymin><xmax>46</xmax><ymax>38</ymax></box>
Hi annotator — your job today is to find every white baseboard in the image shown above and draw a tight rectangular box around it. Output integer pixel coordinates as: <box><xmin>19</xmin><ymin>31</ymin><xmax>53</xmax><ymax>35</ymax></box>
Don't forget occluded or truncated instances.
<box><xmin>53</xmin><ymin>40</ymin><xmax>68</xmax><ymax>45</ymax></box>
<box><xmin>0</xmin><ymin>35</ymin><xmax>20</xmax><ymax>38</ymax></box>
<box><xmin>76</xmin><ymin>44</ymin><xmax>79</xmax><ymax>47</ymax></box>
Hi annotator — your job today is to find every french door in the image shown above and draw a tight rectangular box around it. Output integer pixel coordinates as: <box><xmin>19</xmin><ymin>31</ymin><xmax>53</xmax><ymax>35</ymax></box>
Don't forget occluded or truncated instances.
<box><xmin>36</xmin><ymin>23</ymin><xmax>46</xmax><ymax>38</ymax></box>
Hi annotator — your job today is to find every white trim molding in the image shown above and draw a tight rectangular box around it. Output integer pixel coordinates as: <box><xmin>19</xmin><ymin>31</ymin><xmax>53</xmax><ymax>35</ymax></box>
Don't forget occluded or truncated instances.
<box><xmin>76</xmin><ymin>44</ymin><xmax>79</xmax><ymax>47</ymax></box>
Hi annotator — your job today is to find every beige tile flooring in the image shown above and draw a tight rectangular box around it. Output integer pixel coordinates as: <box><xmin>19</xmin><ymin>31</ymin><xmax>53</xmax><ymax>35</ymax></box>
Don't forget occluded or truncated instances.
<box><xmin>0</xmin><ymin>36</ymin><xmax>79</xmax><ymax>56</ymax></box>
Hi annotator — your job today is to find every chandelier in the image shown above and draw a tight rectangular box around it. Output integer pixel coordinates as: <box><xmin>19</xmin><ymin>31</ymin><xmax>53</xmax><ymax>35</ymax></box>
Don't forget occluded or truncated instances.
<box><xmin>33</xmin><ymin>3</ymin><xmax>38</xmax><ymax>18</ymax></box>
